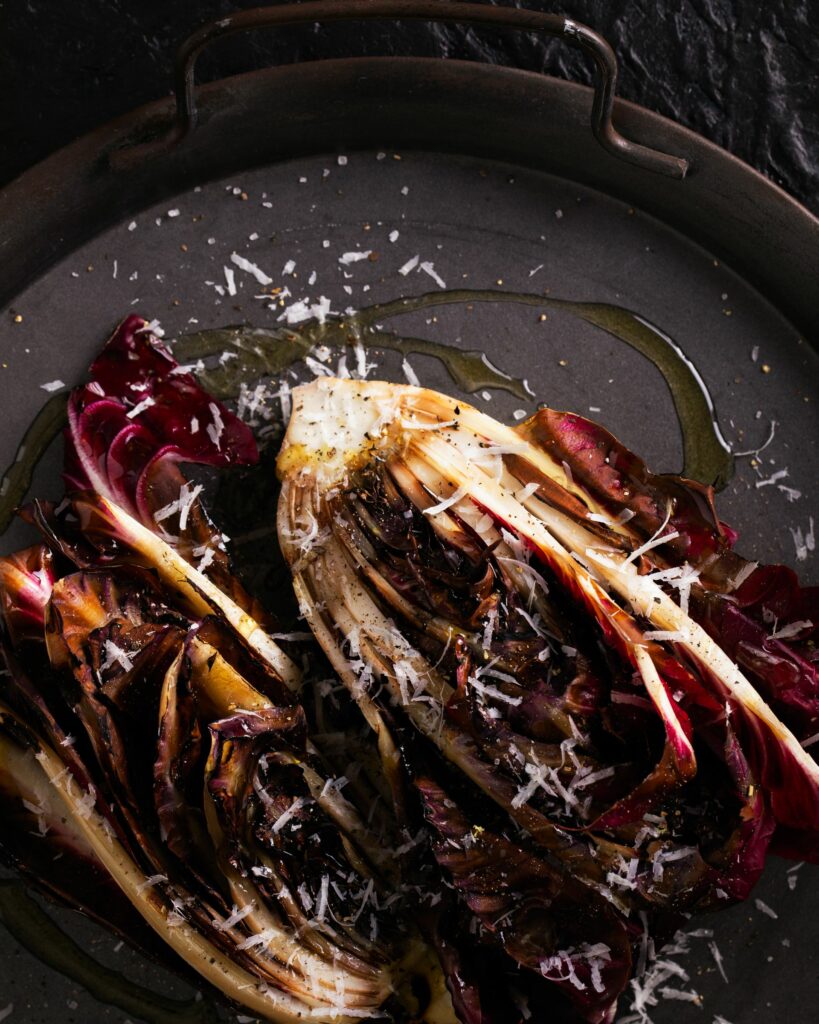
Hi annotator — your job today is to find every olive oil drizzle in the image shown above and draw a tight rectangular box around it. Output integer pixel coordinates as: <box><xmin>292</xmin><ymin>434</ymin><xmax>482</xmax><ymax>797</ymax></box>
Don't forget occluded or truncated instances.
<box><xmin>0</xmin><ymin>881</ymin><xmax>219</xmax><ymax>1023</ymax></box>
<box><xmin>353</xmin><ymin>289</ymin><xmax>734</xmax><ymax>487</ymax></box>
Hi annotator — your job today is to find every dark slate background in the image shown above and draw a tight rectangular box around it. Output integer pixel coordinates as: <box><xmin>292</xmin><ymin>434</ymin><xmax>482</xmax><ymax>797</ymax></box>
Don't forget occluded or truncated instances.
<box><xmin>0</xmin><ymin>0</ymin><xmax>817</xmax><ymax>210</ymax></box>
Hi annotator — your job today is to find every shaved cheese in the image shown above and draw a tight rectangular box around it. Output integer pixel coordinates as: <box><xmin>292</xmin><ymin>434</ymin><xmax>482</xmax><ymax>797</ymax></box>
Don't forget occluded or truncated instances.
<box><xmin>213</xmin><ymin>902</ymin><xmax>255</xmax><ymax>931</ymax></box>
<box><xmin>224</xmin><ymin>266</ymin><xmax>237</xmax><ymax>296</ymax></box>
<box><xmin>230</xmin><ymin>251</ymin><xmax>272</xmax><ymax>285</ymax></box>
<box><xmin>279</xmin><ymin>379</ymin><xmax>292</xmax><ymax>421</ymax></box>
<box><xmin>401</xmin><ymin>358</ymin><xmax>420</xmax><ymax>387</ymax></box>
<box><xmin>206</xmin><ymin>402</ymin><xmax>224</xmax><ymax>449</ymax></box>
<box><xmin>419</xmin><ymin>261</ymin><xmax>446</xmax><ymax>288</ymax></box>
<box><xmin>478</xmin><ymin>664</ymin><xmax>518</xmax><ymax>686</ymax></box>
<box><xmin>305</xmin><ymin>355</ymin><xmax>335</xmax><ymax>378</ymax></box>
<box><xmin>770</xmin><ymin>619</ymin><xmax>813</xmax><ymax>640</ymax></box>
<box><xmin>754</xmin><ymin>898</ymin><xmax>778</xmax><ymax>919</ymax></box>
<box><xmin>75</xmin><ymin>785</ymin><xmax>97</xmax><ymax>819</ymax></box>
<box><xmin>319</xmin><ymin>775</ymin><xmax>348</xmax><ymax>799</ymax></box>
<box><xmin>398</xmin><ymin>255</ymin><xmax>420</xmax><ymax>276</ymax></box>
<box><xmin>353</xmin><ymin>339</ymin><xmax>374</xmax><ymax>380</ymax></box>
<box><xmin>154</xmin><ymin>482</ymin><xmax>203</xmax><ymax>531</ymax></box>
<box><xmin>316</xmin><ymin>874</ymin><xmax>330</xmax><ymax>922</ymax></box>
<box><xmin>790</xmin><ymin>517</ymin><xmax>815</xmax><ymax>562</ymax></box>
<box><xmin>652</xmin><ymin>846</ymin><xmax>698</xmax><ymax>880</ymax></box>
<box><xmin>658</xmin><ymin>987</ymin><xmax>701</xmax><ymax>1003</ymax></box>
<box><xmin>482</xmin><ymin>608</ymin><xmax>497</xmax><ymax>651</ymax></box>
<box><xmin>645</xmin><ymin>563</ymin><xmax>700</xmax><ymax>615</ymax></box>
<box><xmin>514</xmin><ymin>482</ymin><xmax>541</xmax><ymax>502</ymax></box>
<box><xmin>643</xmin><ymin>628</ymin><xmax>692</xmax><ymax>643</ymax></box>
<box><xmin>497</xmin><ymin>556</ymin><xmax>551</xmax><ymax>606</ymax></box>
<box><xmin>39</xmin><ymin>380</ymin><xmax>65</xmax><ymax>392</ymax></box>
<box><xmin>755</xmin><ymin>467</ymin><xmax>789</xmax><ymax>488</ymax></box>
<box><xmin>469</xmin><ymin>676</ymin><xmax>521</xmax><ymax>708</ymax></box>
<box><xmin>272</xmin><ymin>795</ymin><xmax>310</xmax><ymax>834</ymax></box>
<box><xmin>423</xmin><ymin>483</ymin><xmax>468</xmax><ymax>516</ymax></box>
<box><xmin>727</xmin><ymin>560</ymin><xmax>758</xmax><ymax>591</ymax></box>
<box><xmin>475</xmin><ymin>512</ymin><xmax>495</xmax><ymax>533</ymax></box>
<box><xmin>195</xmin><ymin>547</ymin><xmax>216</xmax><ymax>573</ymax></box>
<box><xmin>338</xmin><ymin>251</ymin><xmax>371</xmax><ymax>265</ymax></box>
<box><xmin>135</xmin><ymin>318</ymin><xmax>164</xmax><ymax>337</ymax></box>
<box><xmin>624</xmin><ymin>529</ymin><xmax>680</xmax><ymax>566</ymax></box>
<box><xmin>126</xmin><ymin>396</ymin><xmax>156</xmax><ymax>419</ymax></box>
<box><xmin>100</xmin><ymin>640</ymin><xmax>134</xmax><ymax>673</ymax></box>
<box><xmin>708</xmin><ymin>940</ymin><xmax>728</xmax><ymax>983</ymax></box>
<box><xmin>238</xmin><ymin>928</ymin><xmax>277</xmax><ymax>951</ymax></box>
<box><xmin>136</xmin><ymin>873</ymin><xmax>168</xmax><ymax>892</ymax></box>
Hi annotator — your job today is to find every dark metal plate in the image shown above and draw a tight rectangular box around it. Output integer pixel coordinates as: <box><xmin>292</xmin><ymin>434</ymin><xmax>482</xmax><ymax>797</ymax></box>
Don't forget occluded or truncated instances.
<box><xmin>0</xmin><ymin>65</ymin><xmax>817</xmax><ymax>1024</ymax></box>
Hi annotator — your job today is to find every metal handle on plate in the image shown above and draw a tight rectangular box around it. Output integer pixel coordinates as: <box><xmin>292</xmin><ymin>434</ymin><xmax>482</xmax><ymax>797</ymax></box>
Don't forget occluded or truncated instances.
<box><xmin>115</xmin><ymin>0</ymin><xmax>688</xmax><ymax>179</ymax></box>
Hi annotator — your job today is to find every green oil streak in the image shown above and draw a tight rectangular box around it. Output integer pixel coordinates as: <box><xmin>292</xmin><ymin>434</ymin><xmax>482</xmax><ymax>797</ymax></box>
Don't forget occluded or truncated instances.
<box><xmin>354</xmin><ymin>289</ymin><xmax>734</xmax><ymax>488</ymax></box>
<box><xmin>173</xmin><ymin>320</ymin><xmax>531</xmax><ymax>402</ymax></box>
<box><xmin>0</xmin><ymin>881</ymin><xmax>220</xmax><ymax>1024</ymax></box>
<box><xmin>0</xmin><ymin>392</ymin><xmax>68</xmax><ymax>535</ymax></box>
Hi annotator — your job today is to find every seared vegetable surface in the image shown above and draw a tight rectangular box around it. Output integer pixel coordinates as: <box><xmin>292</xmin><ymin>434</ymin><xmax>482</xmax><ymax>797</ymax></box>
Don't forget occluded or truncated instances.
<box><xmin>1</xmin><ymin>323</ymin><xmax>818</xmax><ymax>1024</ymax></box>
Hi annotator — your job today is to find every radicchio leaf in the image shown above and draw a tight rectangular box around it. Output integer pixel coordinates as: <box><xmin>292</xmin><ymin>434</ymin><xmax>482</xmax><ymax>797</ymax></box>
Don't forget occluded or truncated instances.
<box><xmin>415</xmin><ymin>775</ymin><xmax>632</xmax><ymax>1024</ymax></box>
<box><xmin>65</xmin><ymin>314</ymin><xmax>258</xmax><ymax>511</ymax></box>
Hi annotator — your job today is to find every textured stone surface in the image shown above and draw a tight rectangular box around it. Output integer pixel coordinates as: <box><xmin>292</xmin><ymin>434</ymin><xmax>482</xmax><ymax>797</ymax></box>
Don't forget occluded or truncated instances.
<box><xmin>0</xmin><ymin>0</ymin><xmax>817</xmax><ymax>211</ymax></box>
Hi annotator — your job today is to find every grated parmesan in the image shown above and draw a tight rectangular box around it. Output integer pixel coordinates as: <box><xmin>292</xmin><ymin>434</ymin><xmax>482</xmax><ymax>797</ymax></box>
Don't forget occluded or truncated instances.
<box><xmin>754</xmin><ymin>898</ymin><xmax>778</xmax><ymax>919</ymax></box>
<box><xmin>423</xmin><ymin>483</ymin><xmax>469</xmax><ymax>516</ymax></box>
<box><xmin>213</xmin><ymin>902</ymin><xmax>255</xmax><ymax>931</ymax></box>
<box><xmin>398</xmin><ymin>255</ymin><xmax>420</xmax><ymax>276</ymax></box>
<box><xmin>401</xmin><ymin>358</ymin><xmax>420</xmax><ymax>387</ymax></box>
<box><xmin>230</xmin><ymin>251</ymin><xmax>273</xmax><ymax>286</ymax></box>
<box><xmin>419</xmin><ymin>261</ymin><xmax>446</xmax><ymax>288</ymax></box>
